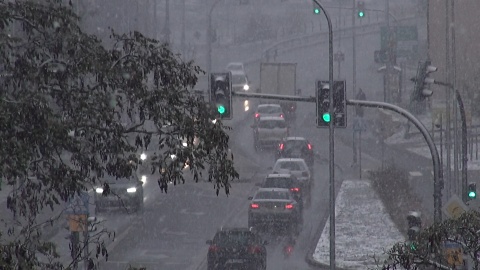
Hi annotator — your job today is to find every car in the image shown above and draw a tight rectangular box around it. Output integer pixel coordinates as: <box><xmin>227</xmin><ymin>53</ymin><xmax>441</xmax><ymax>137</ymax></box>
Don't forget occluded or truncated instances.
<box><xmin>94</xmin><ymin>175</ymin><xmax>144</xmax><ymax>213</ymax></box>
<box><xmin>275</xmin><ymin>137</ymin><xmax>314</xmax><ymax>168</ymax></box>
<box><xmin>248</xmin><ymin>188</ymin><xmax>301</xmax><ymax>235</ymax></box>
<box><xmin>206</xmin><ymin>227</ymin><xmax>267</xmax><ymax>270</ymax></box>
<box><xmin>251</xmin><ymin>116</ymin><xmax>289</xmax><ymax>151</ymax></box>
<box><xmin>231</xmin><ymin>70</ymin><xmax>250</xmax><ymax>91</ymax></box>
<box><xmin>261</xmin><ymin>173</ymin><xmax>304</xmax><ymax>211</ymax></box>
<box><xmin>254</xmin><ymin>104</ymin><xmax>284</xmax><ymax>123</ymax></box>
<box><xmin>272</xmin><ymin>158</ymin><xmax>312</xmax><ymax>195</ymax></box>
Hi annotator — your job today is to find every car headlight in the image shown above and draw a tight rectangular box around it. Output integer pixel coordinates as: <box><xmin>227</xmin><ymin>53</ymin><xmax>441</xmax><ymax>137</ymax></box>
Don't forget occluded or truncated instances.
<box><xmin>141</xmin><ymin>175</ymin><xmax>147</xmax><ymax>184</ymax></box>
<box><xmin>170</xmin><ymin>154</ymin><xmax>177</xmax><ymax>160</ymax></box>
<box><xmin>127</xmin><ymin>187</ymin><xmax>137</xmax><ymax>193</ymax></box>
<box><xmin>140</xmin><ymin>153</ymin><xmax>147</xmax><ymax>161</ymax></box>
<box><xmin>243</xmin><ymin>84</ymin><xmax>249</xmax><ymax>91</ymax></box>
<box><xmin>182</xmin><ymin>142</ymin><xmax>188</xmax><ymax>147</ymax></box>
<box><xmin>95</xmin><ymin>188</ymin><xmax>104</xmax><ymax>194</ymax></box>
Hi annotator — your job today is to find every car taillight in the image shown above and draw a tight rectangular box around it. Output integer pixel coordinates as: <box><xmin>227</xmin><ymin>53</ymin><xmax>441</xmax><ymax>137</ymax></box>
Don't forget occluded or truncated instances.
<box><xmin>290</xmin><ymin>187</ymin><xmax>300</xmax><ymax>192</ymax></box>
<box><xmin>255</xmin><ymin>113</ymin><xmax>260</xmax><ymax>118</ymax></box>
<box><xmin>248</xmin><ymin>246</ymin><xmax>262</xmax><ymax>253</ymax></box>
<box><xmin>279</xmin><ymin>143</ymin><xmax>284</xmax><ymax>150</ymax></box>
<box><xmin>302</xmin><ymin>171</ymin><xmax>309</xmax><ymax>177</ymax></box>
<box><xmin>280</xmin><ymin>114</ymin><xmax>284</xmax><ymax>118</ymax></box>
<box><xmin>209</xmin><ymin>245</ymin><xmax>219</xmax><ymax>252</ymax></box>
<box><xmin>285</xmin><ymin>204</ymin><xmax>294</xmax><ymax>209</ymax></box>
<box><xmin>250</xmin><ymin>203</ymin><xmax>259</xmax><ymax>209</ymax></box>
<box><xmin>307</xmin><ymin>144</ymin><xmax>312</xmax><ymax>150</ymax></box>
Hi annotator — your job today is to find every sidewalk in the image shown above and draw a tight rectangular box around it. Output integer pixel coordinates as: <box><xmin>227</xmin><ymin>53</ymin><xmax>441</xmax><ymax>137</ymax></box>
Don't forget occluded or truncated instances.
<box><xmin>308</xmin><ymin>179</ymin><xmax>405</xmax><ymax>269</ymax></box>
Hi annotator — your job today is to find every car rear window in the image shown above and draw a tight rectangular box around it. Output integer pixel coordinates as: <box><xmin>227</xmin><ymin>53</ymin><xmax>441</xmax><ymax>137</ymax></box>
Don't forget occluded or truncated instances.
<box><xmin>284</xmin><ymin>140</ymin><xmax>307</xmax><ymax>151</ymax></box>
<box><xmin>214</xmin><ymin>231</ymin><xmax>254</xmax><ymax>246</ymax></box>
<box><xmin>257</xmin><ymin>106</ymin><xmax>282</xmax><ymax>114</ymax></box>
<box><xmin>254</xmin><ymin>190</ymin><xmax>290</xmax><ymax>200</ymax></box>
<box><xmin>232</xmin><ymin>75</ymin><xmax>246</xmax><ymax>85</ymax></box>
<box><xmin>276</xmin><ymin>161</ymin><xmax>302</xmax><ymax>171</ymax></box>
<box><xmin>264</xmin><ymin>178</ymin><xmax>292</xmax><ymax>188</ymax></box>
<box><xmin>258</xmin><ymin>120</ymin><xmax>286</xmax><ymax>129</ymax></box>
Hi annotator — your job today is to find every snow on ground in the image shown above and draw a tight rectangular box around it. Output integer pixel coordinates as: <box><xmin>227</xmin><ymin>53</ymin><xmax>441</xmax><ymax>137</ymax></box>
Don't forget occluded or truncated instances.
<box><xmin>313</xmin><ymin>180</ymin><xmax>404</xmax><ymax>269</ymax></box>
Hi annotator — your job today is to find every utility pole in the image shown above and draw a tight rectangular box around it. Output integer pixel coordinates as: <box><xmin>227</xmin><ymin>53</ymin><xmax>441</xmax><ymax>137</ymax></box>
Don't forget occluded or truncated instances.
<box><xmin>181</xmin><ymin>0</ymin><xmax>186</xmax><ymax>60</ymax></box>
<box><xmin>153</xmin><ymin>0</ymin><xmax>157</xmax><ymax>40</ymax></box>
<box><xmin>384</xmin><ymin>0</ymin><xmax>391</xmax><ymax>103</ymax></box>
<box><xmin>165</xmin><ymin>0</ymin><xmax>171</xmax><ymax>45</ymax></box>
<box><xmin>445</xmin><ymin>0</ymin><xmax>452</xmax><ymax>199</ymax></box>
<box><xmin>351</xmin><ymin>0</ymin><xmax>356</xmax><ymax>97</ymax></box>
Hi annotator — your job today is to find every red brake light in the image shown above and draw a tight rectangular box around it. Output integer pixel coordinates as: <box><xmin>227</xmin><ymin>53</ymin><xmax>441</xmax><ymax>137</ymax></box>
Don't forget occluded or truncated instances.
<box><xmin>290</xmin><ymin>187</ymin><xmax>300</xmax><ymax>192</ymax></box>
<box><xmin>248</xmin><ymin>246</ymin><xmax>262</xmax><ymax>253</ymax></box>
<box><xmin>307</xmin><ymin>144</ymin><xmax>312</xmax><ymax>150</ymax></box>
<box><xmin>280</xmin><ymin>114</ymin><xmax>284</xmax><ymax>118</ymax></box>
<box><xmin>209</xmin><ymin>245</ymin><xmax>219</xmax><ymax>252</ymax></box>
<box><xmin>285</xmin><ymin>204</ymin><xmax>294</xmax><ymax>209</ymax></box>
<box><xmin>255</xmin><ymin>113</ymin><xmax>260</xmax><ymax>118</ymax></box>
<box><xmin>279</xmin><ymin>143</ymin><xmax>284</xmax><ymax>150</ymax></box>
<box><xmin>250</xmin><ymin>203</ymin><xmax>259</xmax><ymax>209</ymax></box>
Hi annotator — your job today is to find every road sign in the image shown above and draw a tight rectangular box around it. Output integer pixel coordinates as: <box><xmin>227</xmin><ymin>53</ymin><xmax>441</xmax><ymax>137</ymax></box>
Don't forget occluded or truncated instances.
<box><xmin>442</xmin><ymin>194</ymin><xmax>469</xmax><ymax>219</ymax></box>
<box><xmin>66</xmin><ymin>191</ymin><xmax>89</xmax><ymax>215</ymax></box>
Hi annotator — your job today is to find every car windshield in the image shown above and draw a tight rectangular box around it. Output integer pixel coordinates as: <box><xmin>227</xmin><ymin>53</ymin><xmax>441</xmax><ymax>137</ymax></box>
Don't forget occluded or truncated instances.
<box><xmin>232</xmin><ymin>75</ymin><xmax>246</xmax><ymax>85</ymax></box>
<box><xmin>264</xmin><ymin>178</ymin><xmax>293</xmax><ymax>188</ymax></box>
<box><xmin>255</xmin><ymin>190</ymin><xmax>290</xmax><ymax>200</ymax></box>
<box><xmin>103</xmin><ymin>176</ymin><xmax>137</xmax><ymax>185</ymax></box>
<box><xmin>257</xmin><ymin>106</ymin><xmax>282</xmax><ymax>114</ymax></box>
<box><xmin>227</xmin><ymin>63</ymin><xmax>243</xmax><ymax>71</ymax></box>
<box><xmin>213</xmin><ymin>231</ymin><xmax>254</xmax><ymax>246</ymax></box>
<box><xmin>258</xmin><ymin>120</ymin><xmax>286</xmax><ymax>129</ymax></box>
<box><xmin>284</xmin><ymin>140</ymin><xmax>308</xmax><ymax>152</ymax></box>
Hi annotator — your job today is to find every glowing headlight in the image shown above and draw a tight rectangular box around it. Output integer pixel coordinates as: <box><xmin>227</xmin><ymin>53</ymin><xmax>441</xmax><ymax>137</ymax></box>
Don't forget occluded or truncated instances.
<box><xmin>243</xmin><ymin>84</ymin><xmax>249</xmax><ymax>91</ymax></box>
<box><xmin>182</xmin><ymin>142</ymin><xmax>188</xmax><ymax>147</ymax></box>
<box><xmin>140</xmin><ymin>153</ymin><xmax>147</xmax><ymax>161</ymax></box>
<box><xmin>95</xmin><ymin>188</ymin><xmax>104</xmax><ymax>194</ymax></box>
<box><xmin>170</xmin><ymin>154</ymin><xmax>177</xmax><ymax>160</ymax></box>
<box><xmin>127</xmin><ymin>187</ymin><xmax>137</xmax><ymax>193</ymax></box>
<box><xmin>141</xmin><ymin>175</ymin><xmax>147</xmax><ymax>184</ymax></box>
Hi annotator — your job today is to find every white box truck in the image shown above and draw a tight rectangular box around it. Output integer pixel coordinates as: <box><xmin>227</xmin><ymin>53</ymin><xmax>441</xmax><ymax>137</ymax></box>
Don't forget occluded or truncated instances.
<box><xmin>259</xmin><ymin>63</ymin><xmax>297</xmax><ymax>120</ymax></box>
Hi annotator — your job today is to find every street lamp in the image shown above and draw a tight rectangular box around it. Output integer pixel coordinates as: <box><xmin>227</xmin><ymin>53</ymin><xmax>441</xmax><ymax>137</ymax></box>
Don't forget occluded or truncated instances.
<box><xmin>311</xmin><ymin>1</ymin><xmax>335</xmax><ymax>269</ymax></box>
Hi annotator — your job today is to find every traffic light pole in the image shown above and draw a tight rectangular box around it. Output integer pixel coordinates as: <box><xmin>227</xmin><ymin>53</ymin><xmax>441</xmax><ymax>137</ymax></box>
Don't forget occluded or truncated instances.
<box><xmin>207</xmin><ymin>0</ymin><xmax>222</xmax><ymax>76</ymax></box>
<box><xmin>433</xmin><ymin>80</ymin><xmax>468</xmax><ymax>203</ymax></box>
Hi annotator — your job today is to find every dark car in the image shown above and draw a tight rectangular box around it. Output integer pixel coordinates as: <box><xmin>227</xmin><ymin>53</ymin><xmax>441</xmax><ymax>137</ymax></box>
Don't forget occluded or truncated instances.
<box><xmin>206</xmin><ymin>227</ymin><xmax>267</xmax><ymax>270</ymax></box>
<box><xmin>248</xmin><ymin>188</ymin><xmax>301</xmax><ymax>235</ymax></box>
<box><xmin>94</xmin><ymin>175</ymin><xmax>144</xmax><ymax>213</ymax></box>
<box><xmin>275</xmin><ymin>137</ymin><xmax>314</xmax><ymax>168</ymax></box>
<box><xmin>261</xmin><ymin>173</ymin><xmax>304</xmax><ymax>212</ymax></box>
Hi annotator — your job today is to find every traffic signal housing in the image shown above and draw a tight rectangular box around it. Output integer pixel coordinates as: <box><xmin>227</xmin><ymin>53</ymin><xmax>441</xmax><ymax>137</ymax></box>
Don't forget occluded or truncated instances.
<box><xmin>406</xmin><ymin>211</ymin><xmax>422</xmax><ymax>251</ymax></box>
<box><xmin>411</xmin><ymin>60</ymin><xmax>437</xmax><ymax>103</ymax></box>
<box><xmin>313</xmin><ymin>2</ymin><xmax>321</xmax><ymax>14</ymax></box>
<box><xmin>468</xmin><ymin>182</ymin><xmax>477</xmax><ymax>199</ymax></box>
<box><xmin>316</xmin><ymin>80</ymin><xmax>347</xmax><ymax>128</ymax></box>
<box><xmin>357</xmin><ymin>1</ymin><xmax>366</xmax><ymax>18</ymax></box>
<box><xmin>210</xmin><ymin>72</ymin><xmax>232</xmax><ymax>120</ymax></box>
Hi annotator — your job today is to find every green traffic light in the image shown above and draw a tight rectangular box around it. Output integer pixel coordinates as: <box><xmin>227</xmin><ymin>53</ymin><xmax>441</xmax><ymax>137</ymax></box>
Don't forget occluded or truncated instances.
<box><xmin>217</xmin><ymin>105</ymin><xmax>226</xmax><ymax>115</ymax></box>
<box><xmin>358</xmin><ymin>11</ymin><xmax>365</xmax><ymax>17</ymax></box>
<box><xmin>322</xmin><ymin>113</ymin><xmax>331</xmax><ymax>123</ymax></box>
<box><xmin>314</xmin><ymin>8</ymin><xmax>320</xmax><ymax>14</ymax></box>
<box><xmin>469</xmin><ymin>191</ymin><xmax>476</xmax><ymax>198</ymax></box>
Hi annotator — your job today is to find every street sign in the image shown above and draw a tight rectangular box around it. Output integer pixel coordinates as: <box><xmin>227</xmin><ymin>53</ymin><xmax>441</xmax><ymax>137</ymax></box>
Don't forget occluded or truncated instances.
<box><xmin>444</xmin><ymin>240</ymin><xmax>463</xmax><ymax>267</ymax></box>
<box><xmin>66</xmin><ymin>191</ymin><xmax>89</xmax><ymax>215</ymax></box>
<box><xmin>442</xmin><ymin>194</ymin><xmax>469</xmax><ymax>219</ymax></box>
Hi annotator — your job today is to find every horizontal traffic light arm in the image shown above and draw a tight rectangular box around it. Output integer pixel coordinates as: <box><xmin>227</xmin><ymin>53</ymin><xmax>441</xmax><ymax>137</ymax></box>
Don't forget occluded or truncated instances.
<box><xmin>232</xmin><ymin>91</ymin><xmax>316</xmax><ymax>102</ymax></box>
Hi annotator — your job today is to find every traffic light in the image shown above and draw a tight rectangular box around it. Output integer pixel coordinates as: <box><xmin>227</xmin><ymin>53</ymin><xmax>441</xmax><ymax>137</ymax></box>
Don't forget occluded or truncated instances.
<box><xmin>468</xmin><ymin>182</ymin><xmax>477</xmax><ymax>199</ymax></box>
<box><xmin>357</xmin><ymin>1</ymin><xmax>366</xmax><ymax>18</ymax></box>
<box><xmin>316</xmin><ymin>80</ymin><xmax>347</xmax><ymax>128</ymax></box>
<box><xmin>313</xmin><ymin>2</ymin><xmax>321</xmax><ymax>14</ymax></box>
<box><xmin>411</xmin><ymin>60</ymin><xmax>437</xmax><ymax>103</ymax></box>
<box><xmin>406</xmin><ymin>211</ymin><xmax>422</xmax><ymax>251</ymax></box>
<box><xmin>210</xmin><ymin>72</ymin><xmax>232</xmax><ymax>120</ymax></box>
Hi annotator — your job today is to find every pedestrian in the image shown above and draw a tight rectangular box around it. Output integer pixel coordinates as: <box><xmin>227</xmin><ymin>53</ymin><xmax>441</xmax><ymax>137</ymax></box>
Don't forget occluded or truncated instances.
<box><xmin>355</xmin><ymin>88</ymin><xmax>366</xmax><ymax>117</ymax></box>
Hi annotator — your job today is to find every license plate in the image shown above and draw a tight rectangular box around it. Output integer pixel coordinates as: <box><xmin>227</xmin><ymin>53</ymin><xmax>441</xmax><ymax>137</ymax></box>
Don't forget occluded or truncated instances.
<box><xmin>226</xmin><ymin>259</ymin><xmax>244</xmax><ymax>264</ymax></box>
